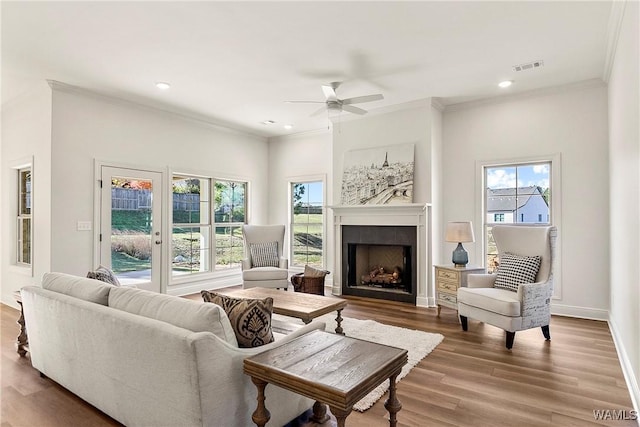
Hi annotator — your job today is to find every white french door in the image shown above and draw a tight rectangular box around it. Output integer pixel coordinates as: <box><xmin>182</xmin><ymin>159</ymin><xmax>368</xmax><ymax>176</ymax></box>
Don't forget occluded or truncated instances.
<box><xmin>100</xmin><ymin>166</ymin><xmax>163</xmax><ymax>292</ymax></box>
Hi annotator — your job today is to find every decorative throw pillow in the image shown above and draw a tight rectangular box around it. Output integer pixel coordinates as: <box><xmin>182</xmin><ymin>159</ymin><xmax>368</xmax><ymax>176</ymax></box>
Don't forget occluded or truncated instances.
<box><xmin>494</xmin><ymin>252</ymin><xmax>542</xmax><ymax>292</ymax></box>
<box><xmin>87</xmin><ymin>265</ymin><xmax>121</xmax><ymax>286</ymax></box>
<box><xmin>249</xmin><ymin>241</ymin><xmax>279</xmax><ymax>268</ymax></box>
<box><xmin>304</xmin><ymin>264</ymin><xmax>327</xmax><ymax>278</ymax></box>
<box><xmin>201</xmin><ymin>291</ymin><xmax>274</xmax><ymax>348</ymax></box>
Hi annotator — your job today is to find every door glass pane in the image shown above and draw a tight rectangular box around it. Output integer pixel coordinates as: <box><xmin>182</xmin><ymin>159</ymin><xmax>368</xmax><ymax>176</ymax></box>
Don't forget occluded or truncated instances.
<box><xmin>110</xmin><ymin>178</ymin><xmax>153</xmax><ymax>283</ymax></box>
<box><xmin>292</xmin><ymin>181</ymin><xmax>323</xmax><ymax>267</ymax></box>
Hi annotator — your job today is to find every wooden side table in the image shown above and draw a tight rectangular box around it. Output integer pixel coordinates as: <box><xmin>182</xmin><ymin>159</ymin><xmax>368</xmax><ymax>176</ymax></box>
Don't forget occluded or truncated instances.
<box><xmin>434</xmin><ymin>265</ymin><xmax>485</xmax><ymax>316</ymax></box>
<box><xmin>13</xmin><ymin>291</ymin><xmax>29</xmax><ymax>356</ymax></box>
<box><xmin>244</xmin><ymin>330</ymin><xmax>407</xmax><ymax>427</ymax></box>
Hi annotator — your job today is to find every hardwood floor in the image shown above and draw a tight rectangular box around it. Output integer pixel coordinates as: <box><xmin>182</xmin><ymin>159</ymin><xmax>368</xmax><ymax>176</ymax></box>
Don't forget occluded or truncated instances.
<box><xmin>1</xmin><ymin>290</ymin><xmax>636</xmax><ymax>427</ymax></box>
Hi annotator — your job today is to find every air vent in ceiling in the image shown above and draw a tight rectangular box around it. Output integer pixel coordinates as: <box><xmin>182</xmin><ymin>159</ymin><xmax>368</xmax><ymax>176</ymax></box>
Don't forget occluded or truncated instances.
<box><xmin>512</xmin><ymin>60</ymin><xmax>544</xmax><ymax>72</ymax></box>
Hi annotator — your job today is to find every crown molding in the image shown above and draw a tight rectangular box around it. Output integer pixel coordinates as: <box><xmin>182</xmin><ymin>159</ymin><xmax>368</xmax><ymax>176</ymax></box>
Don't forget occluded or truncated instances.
<box><xmin>443</xmin><ymin>79</ymin><xmax>606</xmax><ymax>113</ymax></box>
<box><xmin>602</xmin><ymin>0</ymin><xmax>627</xmax><ymax>83</ymax></box>
<box><xmin>46</xmin><ymin>80</ymin><xmax>268</xmax><ymax>140</ymax></box>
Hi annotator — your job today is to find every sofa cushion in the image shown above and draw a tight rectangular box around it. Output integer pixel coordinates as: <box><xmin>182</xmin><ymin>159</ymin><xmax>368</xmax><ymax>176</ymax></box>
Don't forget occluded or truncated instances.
<box><xmin>42</xmin><ymin>272</ymin><xmax>114</xmax><ymax>305</ymax></box>
<box><xmin>249</xmin><ymin>241</ymin><xmax>279</xmax><ymax>267</ymax></box>
<box><xmin>494</xmin><ymin>252</ymin><xmax>541</xmax><ymax>292</ymax></box>
<box><xmin>242</xmin><ymin>267</ymin><xmax>288</xmax><ymax>281</ymax></box>
<box><xmin>86</xmin><ymin>265</ymin><xmax>121</xmax><ymax>286</ymax></box>
<box><xmin>458</xmin><ymin>287</ymin><xmax>521</xmax><ymax>317</ymax></box>
<box><xmin>201</xmin><ymin>291</ymin><xmax>274</xmax><ymax>348</ymax></box>
<box><xmin>109</xmin><ymin>287</ymin><xmax>238</xmax><ymax>346</ymax></box>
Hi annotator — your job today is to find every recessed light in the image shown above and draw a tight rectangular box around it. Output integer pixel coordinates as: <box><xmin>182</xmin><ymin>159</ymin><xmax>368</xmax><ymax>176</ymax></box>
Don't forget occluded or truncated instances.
<box><xmin>498</xmin><ymin>80</ymin><xmax>513</xmax><ymax>88</ymax></box>
<box><xmin>155</xmin><ymin>82</ymin><xmax>171</xmax><ymax>90</ymax></box>
<box><xmin>262</xmin><ymin>120</ymin><xmax>276</xmax><ymax>125</ymax></box>
<box><xmin>283</xmin><ymin>124</ymin><xmax>293</xmax><ymax>130</ymax></box>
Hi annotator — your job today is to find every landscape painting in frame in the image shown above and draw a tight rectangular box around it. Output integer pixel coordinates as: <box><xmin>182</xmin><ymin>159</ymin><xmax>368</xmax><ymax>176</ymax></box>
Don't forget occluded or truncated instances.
<box><xmin>341</xmin><ymin>143</ymin><xmax>415</xmax><ymax>205</ymax></box>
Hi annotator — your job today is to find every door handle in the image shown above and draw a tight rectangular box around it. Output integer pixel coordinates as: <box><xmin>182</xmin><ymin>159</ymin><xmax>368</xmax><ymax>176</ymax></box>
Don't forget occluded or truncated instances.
<box><xmin>155</xmin><ymin>240</ymin><xmax>162</xmax><ymax>245</ymax></box>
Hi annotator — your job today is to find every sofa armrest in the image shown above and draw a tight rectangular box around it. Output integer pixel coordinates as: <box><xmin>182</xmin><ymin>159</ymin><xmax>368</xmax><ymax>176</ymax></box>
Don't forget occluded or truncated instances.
<box><xmin>279</xmin><ymin>257</ymin><xmax>288</xmax><ymax>269</ymax></box>
<box><xmin>241</xmin><ymin>258</ymin><xmax>251</xmax><ymax>271</ymax></box>
<box><xmin>467</xmin><ymin>273</ymin><xmax>497</xmax><ymax>288</ymax></box>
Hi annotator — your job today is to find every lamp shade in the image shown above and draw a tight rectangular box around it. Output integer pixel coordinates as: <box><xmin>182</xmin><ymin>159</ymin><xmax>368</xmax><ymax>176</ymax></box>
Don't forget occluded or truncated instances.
<box><xmin>445</xmin><ymin>221</ymin><xmax>475</xmax><ymax>243</ymax></box>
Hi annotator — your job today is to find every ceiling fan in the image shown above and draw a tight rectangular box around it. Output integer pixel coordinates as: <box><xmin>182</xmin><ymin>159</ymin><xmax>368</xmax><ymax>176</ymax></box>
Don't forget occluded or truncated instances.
<box><xmin>286</xmin><ymin>82</ymin><xmax>384</xmax><ymax>117</ymax></box>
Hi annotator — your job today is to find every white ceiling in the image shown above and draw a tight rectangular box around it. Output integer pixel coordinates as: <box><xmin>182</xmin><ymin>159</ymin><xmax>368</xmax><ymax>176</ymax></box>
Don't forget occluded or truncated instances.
<box><xmin>1</xmin><ymin>1</ymin><xmax>613</xmax><ymax>138</ymax></box>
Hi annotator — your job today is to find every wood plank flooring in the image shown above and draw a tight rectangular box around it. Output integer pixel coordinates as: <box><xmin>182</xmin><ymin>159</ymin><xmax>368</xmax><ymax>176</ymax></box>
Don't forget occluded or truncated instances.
<box><xmin>1</xmin><ymin>289</ymin><xmax>636</xmax><ymax>426</ymax></box>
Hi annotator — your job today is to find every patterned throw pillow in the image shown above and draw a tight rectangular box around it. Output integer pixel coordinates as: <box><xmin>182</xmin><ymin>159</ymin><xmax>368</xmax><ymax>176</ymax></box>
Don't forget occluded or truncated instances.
<box><xmin>201</xmin><ymin>291</ymin><xmax>274</xmax><ymax>348</ymax></box>
<box><xmin>494</xmin><ymin>252</ymin><xmax>542</xmax><ymax>292</ymax></box>
<box><xmin>87</xmin><ymin>265</ymin><xmax>121</xmax><ymax>286</ymax></box>
<box><xmin>249</xmin><ymin>241</ymin><xmax>279</xmax><ymax>268</ymax></box>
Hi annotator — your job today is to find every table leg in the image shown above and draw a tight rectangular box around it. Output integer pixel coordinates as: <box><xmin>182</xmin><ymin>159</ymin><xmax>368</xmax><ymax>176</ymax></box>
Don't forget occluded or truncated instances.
<box><xmin>309</xmin><ymin>401</ymin><xmax>330</xmax><ymax>423</ymax></box>
<box><xmin>330</xmin><ymin>406</ymin><xmax>351</xmax><ymax>427</ymax></box>
<box><xmin>250</xmin><ymin>377</ymin><xmax>271</xmax><ymax>427</ymax></box>
<box><xmin>384</xmin><ymin>371</ymin><xmax>402</xmax><ymax>427</ymax></box>
<box><xmin>335</xmin><ymin>308</ymin><xmax>345</xmax><ymax>335</ymax></box>
<box><xmin>437</xmin><ymin>304</ymin><xmax>441</xmax><ymax>317</ymax></box>
<box><xmin>16</xmin><ymin>300</ymin><xmax>28</xmax><ymax>357</ymax></box>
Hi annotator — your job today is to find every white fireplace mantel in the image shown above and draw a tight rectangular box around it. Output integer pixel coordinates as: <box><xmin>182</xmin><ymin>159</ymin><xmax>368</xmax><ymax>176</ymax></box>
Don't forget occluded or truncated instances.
<box><xmin>329</xmin><ymin>203</ymin><xmax>432</xmax><ymax>307</ymax></box>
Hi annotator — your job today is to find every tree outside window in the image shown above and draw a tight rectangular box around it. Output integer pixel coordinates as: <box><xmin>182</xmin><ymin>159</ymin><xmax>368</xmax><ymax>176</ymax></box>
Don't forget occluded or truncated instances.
<box><xmin>17</xmin><ymin>167</ymin><xmax>32</xmax><ymax>265</ymax></box>
<box><xmin>214</xmin><ymin>180</ymin><xmax>246</xmax><ymax>269</ymax></box>
<box><xmin>291</xmin><ymin>181</ymin><xmax>323</xmax><ymax>268</ymax></box>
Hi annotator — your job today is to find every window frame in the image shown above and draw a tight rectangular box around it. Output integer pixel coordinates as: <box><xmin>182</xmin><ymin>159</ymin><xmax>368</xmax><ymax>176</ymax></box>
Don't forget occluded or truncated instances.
<box><xmin>170</xmin><ymin>173</ymin><xmax>248</xmax><ymax>281</ymax></box>
<box><xmin>17</xmin><ymin>166</ymin><xmax>32</xmax><ymax>267</ymax></box>
<box><xmin>288</xmin><ymin>175</ymin><xmax>326</xmax><ymax>269</ymax></box>
<box><xmin>475</xmin><ymin>154</ymin><xmax>562</xmax><ymax>299</ymax></box>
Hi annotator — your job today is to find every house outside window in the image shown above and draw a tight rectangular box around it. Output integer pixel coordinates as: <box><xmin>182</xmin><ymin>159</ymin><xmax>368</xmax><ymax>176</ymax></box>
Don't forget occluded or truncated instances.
<box><xmin>171</xmin><ymin>176</ymin><xmax>247</xmax><ymax>277</ymax></box>
<box><xmin>484</xmin><ymin>162</ymin><xmax>551</xmax><ymax>272</ymax></box>
<box><xmin>290</xmin><ymin>180</ymin><xmax>324</xmax><ymax>268</ymax></box>
<box><xmin>17</xmin><ymin>167</ymin><xmax>32</xmax><ymax>265</ymax></box>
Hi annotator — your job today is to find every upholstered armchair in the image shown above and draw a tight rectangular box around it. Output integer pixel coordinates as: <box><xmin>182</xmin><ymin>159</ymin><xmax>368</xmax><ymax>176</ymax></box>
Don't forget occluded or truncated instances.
<box><xmin>241</xmin><ymin>224</ymin><xmax>289</xmax><ymax>289</ymax></box>
<box><xmin>457</xmin><ymin>225</ymin><xmax>557</xmax><ymax>349</ymax></box>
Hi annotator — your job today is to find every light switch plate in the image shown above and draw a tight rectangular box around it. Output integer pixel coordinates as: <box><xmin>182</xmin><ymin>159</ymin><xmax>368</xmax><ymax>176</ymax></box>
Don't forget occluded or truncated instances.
<box><xmin>77</xmin><ymin>221</ymin><xmax>92</xmax><ymax>231</ymax></box>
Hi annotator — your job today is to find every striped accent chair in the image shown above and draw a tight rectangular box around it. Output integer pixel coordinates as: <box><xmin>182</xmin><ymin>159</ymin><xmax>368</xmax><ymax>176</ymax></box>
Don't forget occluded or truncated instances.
<box><xmin>241</xmin><ymin>225</ymin><xmax>289</xmax><ymax>290</ymax></box>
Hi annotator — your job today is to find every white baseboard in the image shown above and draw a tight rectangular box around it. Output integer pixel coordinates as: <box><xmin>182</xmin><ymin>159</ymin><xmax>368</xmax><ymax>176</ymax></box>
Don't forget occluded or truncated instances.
<box><xmin>608</xmin><ymin>316</ymin><xmax>640</xmax><ymax>414</ymax></box>
<box><xmin>551</xmin><ymin>303</ymin><xmax>609</xmax><ymax>320</ymax></box>
<box><xmin>416</xmin><ymin>296</ymin><xmax>435</xmax><ymax>308</ymax></box>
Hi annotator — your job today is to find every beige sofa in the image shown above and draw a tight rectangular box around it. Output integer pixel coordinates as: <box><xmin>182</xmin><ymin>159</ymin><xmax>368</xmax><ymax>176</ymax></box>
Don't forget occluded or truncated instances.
<box><xmin>21</xmin><ymin>273</ymin><xmax>323</xmax><ymax>427</ymax></box>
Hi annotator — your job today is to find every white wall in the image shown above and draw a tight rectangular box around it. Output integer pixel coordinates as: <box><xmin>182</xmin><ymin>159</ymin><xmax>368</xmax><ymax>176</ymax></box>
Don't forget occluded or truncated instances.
<box><xmin>1</xmin><ymin>82</ymin><xmax>52</xmax><ymax>308</ymax></box>
<box><xmin>443</xmin><ymin>82</ymin><xmax>610</xmax><ymax>319</ymax></box>
<box><xmin>267</xmin><ymin>130</ymin><xmax>332</xmax><ymax>271</ymax></box>
<box><xmin>47</xmin><ymin>84</ymin><xmax>269</xmax><ymax>295</ymax></box>
<box><xmin>607</xmin><ymin>0</ymin><xmax>639</xmax><ymax>410</ymax></box>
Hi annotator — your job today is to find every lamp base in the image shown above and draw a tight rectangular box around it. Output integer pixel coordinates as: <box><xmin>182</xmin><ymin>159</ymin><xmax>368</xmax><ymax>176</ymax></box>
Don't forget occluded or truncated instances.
<box><xmin>452</xmin><ymin>242</ymin><xmax>468</xmax><ymax>267</ymax></box>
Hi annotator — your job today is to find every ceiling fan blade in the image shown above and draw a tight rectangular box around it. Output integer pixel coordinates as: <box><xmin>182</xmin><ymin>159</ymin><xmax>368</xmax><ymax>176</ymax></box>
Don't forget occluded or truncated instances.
<box><xmin>342</xmin><ymin>105</ymin><xmax>367</xmax><ymax>115</ymax></box>
<box><xmin>284</xmin><ymin>100</ymin><xmax>326</xmax><ymax>104</ymax></box>
<box><xmin>322</xmin><ymin>85</ymin><xmax>338</xmax><ymax>101</ymax></box>
<box><xmin>342</xmin><ymin>94</ymin><xmax>384</xmax><ymax>105</ymax></box>
<box><xmin>310</xmin><ymin>105</ymin><xmax>328</xmax><ymax>117</ymax></box>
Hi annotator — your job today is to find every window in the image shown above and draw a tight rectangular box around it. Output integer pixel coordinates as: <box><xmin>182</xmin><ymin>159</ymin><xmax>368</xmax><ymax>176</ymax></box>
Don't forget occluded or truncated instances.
<box><xmin>171</xmin><ymin>175</ymin><xmax>247</xmax><ymax>277</ymax></box>
<box><xmin>484</xmin><ymin>162</ymin><xmax>551</xmax><ymax>272</ymax></box>
<box><xmin>290</xmin><ymin>181</ymin><xmax>323</xmax><ymax>268</ymax></box>
<box><xmin>17</xmin><ymin>167</ymin><xmax>32</xmax><ymax>265</ymax></box>
<box><xmin>172</xmin><ymin>176</ymin><xmax>211</xmax><ymax>276</ymax></box>
<box><xmin>214</xmin><ymin>180</ymin><xmax>246</xmax><ymax>269</ymax></box>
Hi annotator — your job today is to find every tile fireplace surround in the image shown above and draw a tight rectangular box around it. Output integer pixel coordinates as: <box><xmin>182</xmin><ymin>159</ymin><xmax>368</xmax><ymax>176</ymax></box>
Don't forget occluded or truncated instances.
<box><xmin>330</xmin><ymin>204</ymin><xmax>431</xmax><ymax>307</ymax></box>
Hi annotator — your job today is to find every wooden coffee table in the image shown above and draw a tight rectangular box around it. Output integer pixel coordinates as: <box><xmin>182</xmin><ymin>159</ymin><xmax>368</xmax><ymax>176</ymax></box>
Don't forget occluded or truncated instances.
<box><xmin>244</xmin><ymin>329</ymin><xmax>408</xmax><ymax>427</ymax></box>
<box><xmin>228</xmin><ymin>287</ymin><xmax>347</xmax><ymax>334</ymax></box>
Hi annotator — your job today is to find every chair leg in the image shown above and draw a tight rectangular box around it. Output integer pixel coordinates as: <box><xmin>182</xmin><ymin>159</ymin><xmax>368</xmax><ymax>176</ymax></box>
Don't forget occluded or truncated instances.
<box><xmin>541</xmin><ymin>325</ymin><xmax>551</xmax><ymax>340</ymax></box>
<box><xmin>506</xmin><ymin>331</ymin><xmax>516</xmax><ymax>349</ymax></box>
<box><xmin>460</xmin><ymin>315</ymin><xmax>468</xmax><ymax>331</ymax></box>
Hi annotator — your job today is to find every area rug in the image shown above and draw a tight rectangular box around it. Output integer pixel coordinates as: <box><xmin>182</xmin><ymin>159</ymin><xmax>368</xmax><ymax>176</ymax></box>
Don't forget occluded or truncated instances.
<box><xmin>312</xmin><ymin>313</ymin><xmax>443</xmax><ymax>412</ymax></box>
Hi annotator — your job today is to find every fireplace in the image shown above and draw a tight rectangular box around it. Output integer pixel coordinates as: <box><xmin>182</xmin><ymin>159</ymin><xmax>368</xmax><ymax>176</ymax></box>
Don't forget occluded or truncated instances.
<box><xmin>342</xmin><ymin>225</ymin><xmax>417</xmax><ymax>303</ymax></box>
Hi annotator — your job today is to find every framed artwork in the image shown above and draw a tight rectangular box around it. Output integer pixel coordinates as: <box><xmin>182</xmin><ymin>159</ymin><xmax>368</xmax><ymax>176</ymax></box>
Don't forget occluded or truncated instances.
<box><xmin>341</xmin><ymin>143</ymin><xmax>415</xmax><ymax>205</ymax></box>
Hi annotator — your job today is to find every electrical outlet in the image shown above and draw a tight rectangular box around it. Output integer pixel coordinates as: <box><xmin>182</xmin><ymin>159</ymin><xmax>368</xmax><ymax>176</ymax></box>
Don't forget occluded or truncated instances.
<box><xmin>77</xmin><ymin>221</ymin><xmax>92</xmax><ymax>231</ymax></box>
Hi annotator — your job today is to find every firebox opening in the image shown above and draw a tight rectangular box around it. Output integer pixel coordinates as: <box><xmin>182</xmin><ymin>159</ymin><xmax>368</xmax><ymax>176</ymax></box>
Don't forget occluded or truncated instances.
<box><xmin>347</xmin><ymin>244</ymin><xmax>411</xmax><ymax>293</ymax></box>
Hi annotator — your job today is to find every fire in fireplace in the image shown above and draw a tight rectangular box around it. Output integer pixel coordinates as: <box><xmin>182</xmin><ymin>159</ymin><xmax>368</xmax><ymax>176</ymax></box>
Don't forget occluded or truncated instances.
<box><xmin>342</xmin><ymin>225</ymin><xmax>417</xmax><ymax>303</ymax></box>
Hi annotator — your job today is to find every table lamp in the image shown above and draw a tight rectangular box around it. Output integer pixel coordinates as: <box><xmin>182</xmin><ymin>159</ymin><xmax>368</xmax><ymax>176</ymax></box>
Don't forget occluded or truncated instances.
<box><xmin>445</xmin><ymin>221</ymin><xmax>475</xmax><ymax>267</ymax></box>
